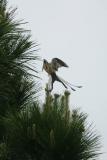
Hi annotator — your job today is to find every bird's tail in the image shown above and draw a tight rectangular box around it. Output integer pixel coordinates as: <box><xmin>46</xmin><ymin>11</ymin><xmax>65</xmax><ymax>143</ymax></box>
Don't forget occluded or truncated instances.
<box><xmin>57</xmin><ymin>75</ymin><xmax>82</xmax><ymax>91</ymax></box>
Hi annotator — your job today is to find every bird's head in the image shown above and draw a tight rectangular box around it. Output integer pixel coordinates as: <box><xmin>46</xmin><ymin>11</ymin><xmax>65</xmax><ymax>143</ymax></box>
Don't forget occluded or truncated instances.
<box><xmin>43</xmin><ymin>59</ymin><xmax>48</xmax><ymax>64</ymax></box>
<box><xmin>42</xmin><ymin>59</ymin><xmax>48</xmax><ymax>71</ymax></box>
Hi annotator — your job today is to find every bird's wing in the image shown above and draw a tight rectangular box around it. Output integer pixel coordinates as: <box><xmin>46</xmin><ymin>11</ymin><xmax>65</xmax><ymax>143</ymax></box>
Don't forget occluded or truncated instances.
<box><xmin>51</xmin><ymin>58</ymin><xmax>68</xmax><ymax>71</ymax></box>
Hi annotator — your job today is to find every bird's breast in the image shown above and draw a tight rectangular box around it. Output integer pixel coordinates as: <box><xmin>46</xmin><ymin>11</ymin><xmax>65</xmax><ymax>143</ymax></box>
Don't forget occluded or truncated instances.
<box><xmin>44</xmin><ymin>64</ymin><xmax>55</xmax><ymax>74</ymax></box>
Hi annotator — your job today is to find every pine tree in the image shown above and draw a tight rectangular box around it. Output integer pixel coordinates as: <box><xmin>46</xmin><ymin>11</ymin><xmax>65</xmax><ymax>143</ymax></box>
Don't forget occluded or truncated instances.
<box><xmin>1</xmin><ymin>91</ymin><xmax>101</xmax><ymax>160</ymax></box>
<box><xmin>0</xmin><ymin>0</ymin><xmax>39</xmax><ymax>142</ymax></box>
<box><xmin>0</xmin><ymin>0</ymin><xmax>39</xmax><ymax>114</ymax></box>
<box><xmin>0</xmin><ymin>1</ymin><xmax>101</xmax><ymax>160</ymax></box>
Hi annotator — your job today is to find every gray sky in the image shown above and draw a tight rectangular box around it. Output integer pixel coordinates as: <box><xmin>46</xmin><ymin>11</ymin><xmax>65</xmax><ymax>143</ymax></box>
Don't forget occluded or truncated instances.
<box><xmin>9</xmin><ymin>0</ymin><xmax>107</xmax><ymax>159</ymax></box>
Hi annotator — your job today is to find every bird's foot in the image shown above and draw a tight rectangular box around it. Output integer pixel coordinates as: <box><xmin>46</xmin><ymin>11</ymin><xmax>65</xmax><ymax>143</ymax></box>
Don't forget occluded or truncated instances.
<box><xmin>45</xmin><ymin>88</ymin><xmax>52</xmax><ymax>93</ymax></box>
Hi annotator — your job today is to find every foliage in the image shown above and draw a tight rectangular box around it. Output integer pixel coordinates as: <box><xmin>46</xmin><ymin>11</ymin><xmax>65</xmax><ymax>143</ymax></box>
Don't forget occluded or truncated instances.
<box><xmin>0</xmin><ymin>0</ymin><xmax>40</xmax><ymax>144</ymax></box>
<box><xmin>0</xmin><ymin>0</ymin><xmax>40</xmax><ymax>114</ymax></box>
<box><xmin>0</xmin><ymin>1</ymin><xmax>101</xmax><ymax>160</ymax></box>
<box><xmin>1</xmin><ymin>91</ymin><xmax>101</xmax><ymax>160</ymax></box>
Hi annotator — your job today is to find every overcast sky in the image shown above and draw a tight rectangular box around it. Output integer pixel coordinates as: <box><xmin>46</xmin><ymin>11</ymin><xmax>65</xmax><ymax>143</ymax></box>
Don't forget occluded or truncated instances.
<box><xmin>9</xmin><ymin>0</ymin><xmax>107</xmax><ymax>159</ymax></box>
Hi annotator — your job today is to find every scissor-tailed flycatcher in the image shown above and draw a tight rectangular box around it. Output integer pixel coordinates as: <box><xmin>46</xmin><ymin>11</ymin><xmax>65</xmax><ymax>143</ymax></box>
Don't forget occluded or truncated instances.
<box><xmin>42</xmin><ymin>58</ymin><xmax>82</xmax><ymax>92</ymax></box>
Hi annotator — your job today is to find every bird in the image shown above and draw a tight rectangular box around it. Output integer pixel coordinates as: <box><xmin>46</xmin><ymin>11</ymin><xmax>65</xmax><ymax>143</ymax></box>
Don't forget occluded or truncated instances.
<box><xmin>42</xmin><ymin>58</ymin><xmax>82</xmax><ymax>92</ymax></box>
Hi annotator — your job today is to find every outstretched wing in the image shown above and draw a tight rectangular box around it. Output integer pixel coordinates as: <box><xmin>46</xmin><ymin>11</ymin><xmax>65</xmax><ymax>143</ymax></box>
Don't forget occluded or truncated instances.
<box><xmin>51</xmin><ymin>58</ymin><xmax>68</xmax><ymax>71</ymax></box>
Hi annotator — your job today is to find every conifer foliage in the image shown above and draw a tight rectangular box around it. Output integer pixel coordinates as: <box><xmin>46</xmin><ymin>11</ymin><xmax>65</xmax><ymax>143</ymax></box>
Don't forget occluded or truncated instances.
<box><xmin>0</xmin><ymin>1</ymin><xmax>101</xmax><ymax>160</ymax></box>
<box><xmin>1</xmin><ymin>91</ymin><xmax>101</xmax><ymax>160</ymax></box>
<box><xmin>0</xmin><ymin>0</ymin><xmax>39</xmax><ymax>113</ymax></box>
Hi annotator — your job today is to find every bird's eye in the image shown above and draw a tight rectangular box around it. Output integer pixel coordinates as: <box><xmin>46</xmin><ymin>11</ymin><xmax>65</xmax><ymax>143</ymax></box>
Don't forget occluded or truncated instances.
<box><xmin>44</xmin><ymin>60</ymin><xmax>47</xmax><ymax>63</ymax></box>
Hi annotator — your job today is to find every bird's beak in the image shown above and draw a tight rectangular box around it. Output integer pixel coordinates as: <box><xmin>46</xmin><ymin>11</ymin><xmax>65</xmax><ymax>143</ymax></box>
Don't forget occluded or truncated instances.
<box><xmin>42</xmin><ymin>62</ymin><xmax>44</xmax><ymax>71</ymax></box>
<box><xmin>42</xmin><ymin>59</ymin><xmax>46</xmax><ymax>71</ymax></box>
<box><xmin>42</xmin><ymin>66</ymin><xmax>44</xmax><ymax>71</ymax></box>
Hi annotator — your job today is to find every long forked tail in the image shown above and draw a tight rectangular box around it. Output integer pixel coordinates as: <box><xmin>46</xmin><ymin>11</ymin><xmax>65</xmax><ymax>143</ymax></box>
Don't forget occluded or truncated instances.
<box><xmin>57</xmin><ymin>75</ymin><xmax>82</xmax><ymax>91</ymax></box>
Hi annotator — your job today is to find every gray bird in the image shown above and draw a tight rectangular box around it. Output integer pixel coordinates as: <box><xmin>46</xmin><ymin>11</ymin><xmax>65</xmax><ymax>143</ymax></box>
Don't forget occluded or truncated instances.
<box><xmin>42</xmin><ymin>58</ymin><xmax>82</xmax><ymax>92</ymax></box>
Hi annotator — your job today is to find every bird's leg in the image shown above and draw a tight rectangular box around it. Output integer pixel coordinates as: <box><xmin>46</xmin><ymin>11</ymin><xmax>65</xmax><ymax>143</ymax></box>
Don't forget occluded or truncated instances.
<box><xmin>46</xmin><ymin>75</ymin><xmax>53</xmax><ymax>92</ymax></box>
